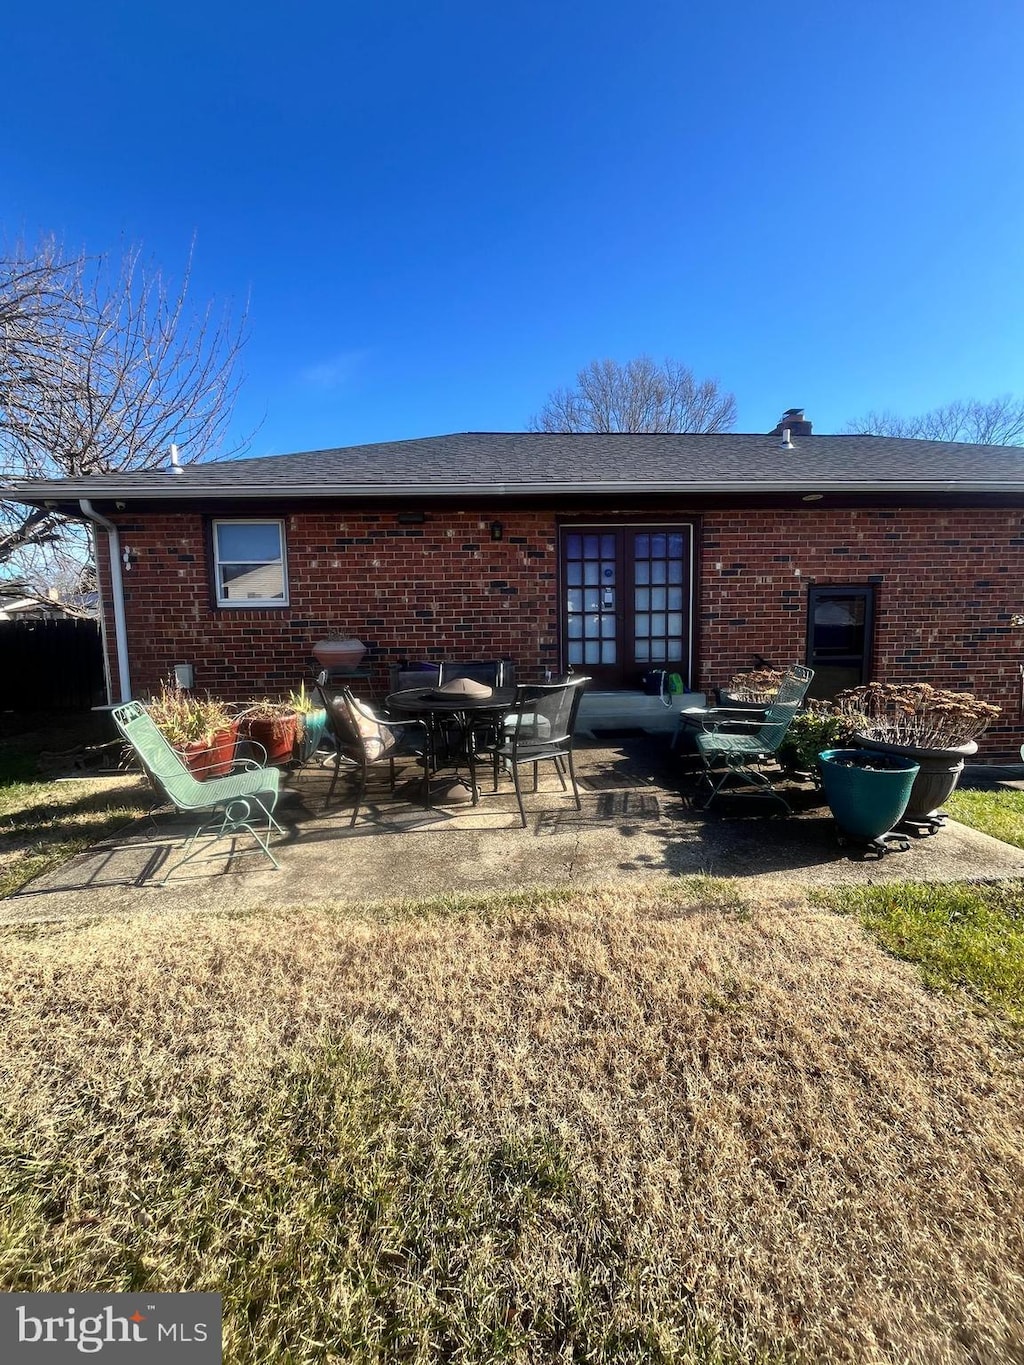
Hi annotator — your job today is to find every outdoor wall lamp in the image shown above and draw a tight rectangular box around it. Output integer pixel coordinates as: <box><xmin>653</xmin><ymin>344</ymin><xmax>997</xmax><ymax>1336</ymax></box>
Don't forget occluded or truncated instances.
<box><xmin>490</xmin><ymin>521</ymin><xmax>504</xmax><ymax>541</ymax></box>
<box><xmin>1010</xmin><ymin>613</ymin><xmax>1024</xmax><ymax>627</ymax></box>
<box><xmin>121</xmin><ymin>546</ymin><xmax>137</xmax><ymax>572</ymax></box>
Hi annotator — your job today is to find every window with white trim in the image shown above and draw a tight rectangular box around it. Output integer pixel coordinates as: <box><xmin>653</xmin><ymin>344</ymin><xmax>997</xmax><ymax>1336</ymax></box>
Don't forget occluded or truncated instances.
<box><xmin>213</xmin><ymin>519</ymin><xmax>288</xmax><ymax>606</ymax></box>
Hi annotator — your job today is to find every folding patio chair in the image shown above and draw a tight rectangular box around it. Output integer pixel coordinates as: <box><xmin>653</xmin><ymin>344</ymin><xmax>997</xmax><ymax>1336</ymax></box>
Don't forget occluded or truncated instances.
<box><xmin>112</xmin><ymin>701</ymin><xmax>284</xmax><ymax>882</ymax></box>
<box><xmin>690</xmin><ymin>664</ymin><xmax>814</xmax><ymax>814</ymax></box>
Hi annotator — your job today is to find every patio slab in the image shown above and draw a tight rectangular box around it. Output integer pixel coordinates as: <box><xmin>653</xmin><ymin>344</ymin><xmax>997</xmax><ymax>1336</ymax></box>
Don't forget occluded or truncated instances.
<box><xmin>3</xmin><ymin>737</ymin><xmax>1023</xmax><ymax>925</ymax></box>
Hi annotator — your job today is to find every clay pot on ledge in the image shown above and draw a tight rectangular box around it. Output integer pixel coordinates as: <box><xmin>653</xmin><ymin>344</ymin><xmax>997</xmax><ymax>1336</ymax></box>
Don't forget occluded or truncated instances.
<box><xmin>311</xmin><ymin>637</ymin><xmax>367</xmax><ymax>670</ymax></box>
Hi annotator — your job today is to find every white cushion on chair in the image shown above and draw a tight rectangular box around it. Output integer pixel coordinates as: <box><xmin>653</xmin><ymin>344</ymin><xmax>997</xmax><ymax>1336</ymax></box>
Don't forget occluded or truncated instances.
<box><xmin>347</xmin><ymin>697</ymin><xmax>397</xmax><ymax>762</ymax></box>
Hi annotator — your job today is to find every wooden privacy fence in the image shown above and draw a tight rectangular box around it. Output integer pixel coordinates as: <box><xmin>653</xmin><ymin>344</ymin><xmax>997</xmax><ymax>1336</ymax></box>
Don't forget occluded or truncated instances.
<box><xmin>0</xmin><ymin>618</ymin><xmax>105</xmax><ymax>711</ymax></box>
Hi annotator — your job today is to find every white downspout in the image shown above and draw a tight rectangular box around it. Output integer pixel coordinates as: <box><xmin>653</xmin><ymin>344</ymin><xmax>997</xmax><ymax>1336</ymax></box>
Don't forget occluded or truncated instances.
<box><xmin>79</xmin><ymin>498</ymin><xmax>132</xmax><ymax>703</ymax></box>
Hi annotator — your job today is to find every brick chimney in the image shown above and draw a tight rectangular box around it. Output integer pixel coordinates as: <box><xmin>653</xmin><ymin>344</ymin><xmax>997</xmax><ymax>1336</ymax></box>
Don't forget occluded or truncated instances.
<box><xmin>770</xmin><ymin>407</ymin><xmax>813</xmax><ymax>437</ymax></box>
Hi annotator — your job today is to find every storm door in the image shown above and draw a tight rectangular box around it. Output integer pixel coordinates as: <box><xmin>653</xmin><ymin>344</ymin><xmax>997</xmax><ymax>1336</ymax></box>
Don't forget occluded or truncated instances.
<box><xmin>560</xmin><ymin>525</ymin><xmax>693</xmax><ymax>688</ymax></box>
<box><xmin>805</xmin><ymin>585</ymin><xmax>875</xmax><ymax>698</ymax></box>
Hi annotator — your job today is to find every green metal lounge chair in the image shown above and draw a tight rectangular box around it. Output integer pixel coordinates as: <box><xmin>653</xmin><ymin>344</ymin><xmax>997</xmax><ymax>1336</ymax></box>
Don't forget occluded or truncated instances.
<box><xmin>691</xmin><ymin>664</ymin><xmax>814</xmax><ymax>814</ymax></box>
<box><xmin>113</xmin><ymin>701</ymin><xmax>284</xmax><ymax>881</ymax></box>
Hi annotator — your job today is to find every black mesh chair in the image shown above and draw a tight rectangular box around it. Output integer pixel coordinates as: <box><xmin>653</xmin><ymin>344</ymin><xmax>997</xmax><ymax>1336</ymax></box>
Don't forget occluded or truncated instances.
<box><xmin>388</xmin><ymin>661</ymin><xmax>442</xmax><ymax>694</ymax></box>
<box><xmin>438</xmin><ymin>659</ymin><xmax>515</xmax><ymax>689</ymax></box>
<box><xmin>484</xmin><ymin>676</ymin><xmax>590</xmax><ymax>827</ymax></box>
<box><xmin>314</xmin><ymin>673</ymin><xmax>432</xmax><ymax>826</ymax></box>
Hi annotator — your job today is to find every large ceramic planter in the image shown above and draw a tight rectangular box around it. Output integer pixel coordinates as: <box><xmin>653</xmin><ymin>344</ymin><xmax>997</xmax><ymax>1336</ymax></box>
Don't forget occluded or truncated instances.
<box><xmin>294</xmin><ymin>708</ymin><xmax>328</xmax><ymax>762</ymax></box>
<box><xmin>180</xmin><ymin>720</ymin><xmax>239</xmax><ymax>780</ymax></box>
<box><xmin>853</xmin><ymin>735</ymin><xmax>977</xmax><ymax>823</ymax></box>
<box><xmin>312</xmin><ymin>638</ymin><xmax>366</xmax><ymax>670</ymax></box>
<box><xmin>243</xmin><ymin>712</ymin><xmax>299</xmax><ymax>766</ymax></box>
<box><xmin>819</xmin><ymin>748</ymin><xmax>920</xmax><ymax>842</ymax></box>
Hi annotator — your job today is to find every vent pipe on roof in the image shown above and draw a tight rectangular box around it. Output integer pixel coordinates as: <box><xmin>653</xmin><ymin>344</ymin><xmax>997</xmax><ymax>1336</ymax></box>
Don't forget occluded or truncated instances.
<box><xmin>168</xmin><ymin>443</ymin><xmax>184</xmax><ymax>475</ymax></box>
<box><xmin>779</xmin><ymin>428</ymin><xmax>794</xmax><ymax>449</ymax></box>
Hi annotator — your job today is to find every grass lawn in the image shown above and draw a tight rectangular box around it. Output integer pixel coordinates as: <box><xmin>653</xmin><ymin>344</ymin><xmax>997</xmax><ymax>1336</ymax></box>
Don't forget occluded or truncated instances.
<box><xmin>0</xmin><ymin>712</ymin><xmax>152</xmax><ymax>898</ymax></box>
<box><xmin>946</xmin><ymin>786</ymin><xmax>1024</xmax><ymax>850</ymax></box>
<box><xmin>0</xmin><ymin>885</ymin><xmax>1022</xmax><ymax>1364</ymax></box>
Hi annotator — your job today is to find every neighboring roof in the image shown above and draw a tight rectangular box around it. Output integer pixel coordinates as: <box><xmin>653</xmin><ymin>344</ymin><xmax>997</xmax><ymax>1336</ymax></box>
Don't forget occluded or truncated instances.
<box><xmin>4</xmin><ymin>431</ymin><xmax>1024</xmax><ymax>503</ymax></box>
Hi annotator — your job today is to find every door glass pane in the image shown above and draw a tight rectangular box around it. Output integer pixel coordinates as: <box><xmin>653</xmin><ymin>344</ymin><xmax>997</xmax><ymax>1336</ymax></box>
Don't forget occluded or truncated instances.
<box><xmin>635</xmin><ymin>561</ymin><xmax>650</xmax><ymax>585</ymax></box>
<box><xmin>584</xmin><ymin>588</ymin><xmax>601</xmax><ymax>612</ymax></box>
<box><xmin>601</xmin><ymin>534</ymin><xmax>615</xmax><ymax>557</ymax></box>
<box><xmin>651</xmin><ymin>533</ymin><xmax>666</xmax><ymax>557</ymax></box>
<box><xmin>601</xmin><ymin>642</ymin><xmax>616</xmax><ymax>663</ymax></box>
<box><xmin>651</xmin><ymin>586</ymin><xmax>667</xmax><ymax>610</ymax></box>
<box><xmin>584</xmin><ymin>534</ymin><xmax>599</xmax><ymax>557</ymax></box>
<box><xmin>651</xmin><ymin>560</ymin><xmax>667</xmax><ymax>584</ymax></box>
<box><xmin>568</xmin><ymin>616</ymin><xmax>583</xmax><ymax>639</ymax></box>
<box><xmin>635</xmin><ymin>533</ymin><xmax>649</xmax><ymax>557</ymax></box>
<box><xmin>635</xmin><ymin>640</ymin><xmax>650</xmax><ymax>662</ymax></box>
<box><xmin>635</xmin><ymin>588</ymin><xmax>650</xmax><ymax>610</ymax></box>
<box><xmin>585</xmin><ymin>641</ymin><xmax>600</xmax><ymax>663</ymax></box>
<box><xmin>568</xmin><ymin>641</ymin><xmax>584</xmax><ymax>665</ymax></box>
<box><xmin>567</xmin><ymin>588</ymin><xmax>582</xmax><ymax>612</ymax></box>
<box><xmin>565</xmin><ymin>534</ymin><xmax>581</xmax><ymax>557</ymax></box>
<box><xmin>585</xmin><ymin>613</ymin><xmax>601</xmax><ymax>638</ymax></box>
<box><xmin>668</xmin><ymin>586</ymin><xmax>683</xmax><ymax>610</ymax></box>
<box><xmin>584</xmin><ymin>561</ymin><xmax>599</xmax><ymax>585</ymax></box>
<box><xmin>566</xmin><ymin>562</ymin><xmax>582</xmax><ymax>586</ymax></box>
<box><xmin>601</xmin><ymin>614</ymin><xmax>616</xmax><ymax>638</ymax></box>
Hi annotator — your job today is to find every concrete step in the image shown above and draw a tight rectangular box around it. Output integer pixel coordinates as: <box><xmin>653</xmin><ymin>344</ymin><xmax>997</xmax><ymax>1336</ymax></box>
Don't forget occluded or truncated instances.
<box><xmin>578</xmin><ymin>690</ymin><xmax>707</xmax><ymax>733</ymax></box>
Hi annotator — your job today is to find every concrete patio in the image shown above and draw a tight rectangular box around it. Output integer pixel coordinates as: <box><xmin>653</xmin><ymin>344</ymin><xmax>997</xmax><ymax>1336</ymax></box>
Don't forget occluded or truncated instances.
<box><xmin>4</xmin><ymin>733</ymin><xmax>1024</xmax><ymax>926</ymax></box>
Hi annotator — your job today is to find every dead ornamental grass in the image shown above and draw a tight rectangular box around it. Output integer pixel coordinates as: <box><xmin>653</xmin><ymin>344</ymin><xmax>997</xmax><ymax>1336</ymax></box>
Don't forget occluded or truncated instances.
<box><xmin>0</xmin><ymin>886</ymin><xmax>1022</xmax><ymax>1363</ymax></box>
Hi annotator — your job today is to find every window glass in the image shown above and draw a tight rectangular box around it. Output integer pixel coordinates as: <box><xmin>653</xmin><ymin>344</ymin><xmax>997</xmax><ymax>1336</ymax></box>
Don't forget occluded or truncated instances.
<box><xmin>214</xmin><ymin>521</ymin><xmax>287</xmax><ymax>606</ymax></box>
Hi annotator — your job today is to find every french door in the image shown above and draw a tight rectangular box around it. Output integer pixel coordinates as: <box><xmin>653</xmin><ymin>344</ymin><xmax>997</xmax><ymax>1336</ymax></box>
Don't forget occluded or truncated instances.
<box><xmin>560</xmin><ymin>524</ymin><xmax>694</xmax><ymax>688</ymax></box>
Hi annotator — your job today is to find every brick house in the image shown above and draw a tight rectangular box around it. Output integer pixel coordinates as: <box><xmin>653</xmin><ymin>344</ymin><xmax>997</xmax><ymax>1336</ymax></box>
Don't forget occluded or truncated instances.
<box><xmin>6</xmin><ymin>412</ymin><xmax>1024</xmax><ymax>758</ymax></box>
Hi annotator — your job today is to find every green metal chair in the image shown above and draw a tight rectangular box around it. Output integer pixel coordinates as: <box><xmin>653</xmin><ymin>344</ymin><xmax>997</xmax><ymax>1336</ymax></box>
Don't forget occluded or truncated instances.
<box><xmin>691</xmin><ymin>664</ymin><xmax>814</xmax><ymax>814</ymax></box>
<box><xmin>113</xmin><ymin>701</ymin><xmax>284</xmax><ymax>881</ymax></box>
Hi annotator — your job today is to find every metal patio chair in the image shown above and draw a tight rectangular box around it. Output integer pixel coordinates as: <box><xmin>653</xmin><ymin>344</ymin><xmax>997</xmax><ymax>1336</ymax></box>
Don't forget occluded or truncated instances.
<box><xmin>314</xmin><ymin>673</ymin><xmax>432</xmax><ymax>825</ymax></box>
<box><xmin>112</xmin><ymin>701</ymin><xmax>284</xmax><ymax>882</ymax></box>
<box><xmin>483</xmin><ymin>676</ymin><xmax>590</xmax><ymax>827</ymax></box>
<box><xmin>690</xmin><ymin>664</ymin><xmax>814</xmax><ymax>814</ymax></box>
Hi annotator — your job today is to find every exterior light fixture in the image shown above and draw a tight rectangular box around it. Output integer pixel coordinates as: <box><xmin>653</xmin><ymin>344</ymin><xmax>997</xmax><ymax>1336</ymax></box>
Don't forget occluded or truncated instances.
<box><xmin>490</xmin><ymin>521</ymin><xmax>504</xmax><ymax>541</ymax></box>
<box><xmin>1011</xmin><ymin>613</ymin><xmax>1024</xmax><ymax>627</ymax></box>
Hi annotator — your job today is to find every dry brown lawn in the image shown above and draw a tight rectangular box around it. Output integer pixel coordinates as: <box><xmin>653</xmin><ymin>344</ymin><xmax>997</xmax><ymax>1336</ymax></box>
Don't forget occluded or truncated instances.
<box><xmin>0</xmin><ymin>883</ymin><xmax>1022</xmax><ymax>1363</ymax></box>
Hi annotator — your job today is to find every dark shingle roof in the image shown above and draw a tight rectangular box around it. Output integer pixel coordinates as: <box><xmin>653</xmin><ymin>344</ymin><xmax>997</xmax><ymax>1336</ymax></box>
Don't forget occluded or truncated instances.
<box><xmin>5</xmin><ymin>431</ymin><xmax>1024</xmax><ymax>501</ymax></box>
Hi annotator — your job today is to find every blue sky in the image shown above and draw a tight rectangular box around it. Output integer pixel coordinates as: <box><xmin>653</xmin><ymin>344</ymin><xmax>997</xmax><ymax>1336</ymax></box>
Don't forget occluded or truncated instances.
<box><xmin>6</xmin><ymin>1</ymin><xmax>1024</xmax><ymax>456</ymax></box>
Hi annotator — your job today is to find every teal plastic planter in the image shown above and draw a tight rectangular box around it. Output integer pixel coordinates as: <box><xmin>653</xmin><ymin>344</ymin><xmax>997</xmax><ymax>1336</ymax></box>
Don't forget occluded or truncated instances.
<box><xmin>818</xmin><ymin>748</ymin><xmax>920</xmax><ymax>841</ymax></box>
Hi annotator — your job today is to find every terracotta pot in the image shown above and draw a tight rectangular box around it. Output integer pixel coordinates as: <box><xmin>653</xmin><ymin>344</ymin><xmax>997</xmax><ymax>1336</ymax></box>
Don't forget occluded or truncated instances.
<box><xmin>180</xmin><ymin>721</ymin><xmax>239</xmax><ymax>780</ymax></box>
<box><xmin>853</xmin><ymin>735</ymin><xmax>978</xmax><ymax>822</ymax></box>
<box><xmin>312</xmin><ymin>638</ymin><xmax>366</xmax><ymax>670</ymax></box>
<box><xmin>243</xmin><ymin>712</ymin><xmax>299</xmax><ymax>766</ymax></box>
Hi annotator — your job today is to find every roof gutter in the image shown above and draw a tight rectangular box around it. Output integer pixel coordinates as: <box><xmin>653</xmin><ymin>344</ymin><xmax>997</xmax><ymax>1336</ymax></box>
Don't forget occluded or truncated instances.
<box><xmin>78</xmin><ymin>499</ymin><xmax>131</xmax><ymax>704</ymax></box>
<box><xmin>10</xmin><ymin>477</ymin><xmax>1024</xmax><ymax>501</ymax></box>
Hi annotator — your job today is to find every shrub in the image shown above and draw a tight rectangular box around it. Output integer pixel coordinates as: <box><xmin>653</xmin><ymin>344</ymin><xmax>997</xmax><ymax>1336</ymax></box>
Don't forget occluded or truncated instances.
<box><xmin>833</xmin><ymin>682</ymin><xmax>1000</xmax><ymax>749</ymax></box>
<box><xmin>145</xmin><ymin>682</ymin><xmax>234</xmax><ymax>748</ymax></box>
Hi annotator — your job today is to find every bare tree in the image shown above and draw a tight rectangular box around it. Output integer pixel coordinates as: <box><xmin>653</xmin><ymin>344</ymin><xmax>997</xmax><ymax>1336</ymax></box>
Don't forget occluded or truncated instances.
<box><xmin>845</xmin><ymin>395</ymin><xmax>1024</xmax><ymax>446</ymax></box>
<box><xmin>529</xmin><ymin>355</ymin><xmax>737</xmax><ymax>433</ymax></box>
<box><xmin>0</xmin><ymin>237</ymin><xmax>248</xmax><ymax>596</ymax></box>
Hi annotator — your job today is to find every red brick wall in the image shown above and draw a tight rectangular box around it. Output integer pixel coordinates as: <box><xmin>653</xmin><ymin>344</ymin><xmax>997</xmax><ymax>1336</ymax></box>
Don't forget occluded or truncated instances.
<box><xmin>95</xmin><ymin>502</ymin><xmax>1024</xmax><ymax>759</ymax></box>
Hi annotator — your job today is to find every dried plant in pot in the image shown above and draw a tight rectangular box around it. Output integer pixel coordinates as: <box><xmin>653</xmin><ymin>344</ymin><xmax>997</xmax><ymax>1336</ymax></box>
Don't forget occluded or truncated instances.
<box><xmin>717</xmin><ymin>667</ymin><xmax>784</xmax><ymax>707</ymax></box>
<box><xmin>144</xmin><ymin>682</ymin><xmax>239</xmax><ymax>780</ymax></box>
<box><xmin>833</xmin><ymin>682</ymin><xmax>1001</xmax><ymax>829</ymax></box>
<box><xmin>239</xmin><ymin>698</ymin><xmax>300</xmax><ymax>766</ymax></box>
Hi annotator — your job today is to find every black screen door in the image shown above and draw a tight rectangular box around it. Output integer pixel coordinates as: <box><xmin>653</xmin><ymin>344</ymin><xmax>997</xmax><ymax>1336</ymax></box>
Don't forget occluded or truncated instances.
<box><xmin>806</xmin><ymin>585</ymin><xmax>875</xmax><ymax>698</ymax></box>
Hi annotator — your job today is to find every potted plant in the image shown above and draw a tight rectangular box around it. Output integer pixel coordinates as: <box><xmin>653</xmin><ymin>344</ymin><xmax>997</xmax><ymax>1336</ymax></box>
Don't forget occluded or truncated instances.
<box><xmin>716</xmin><ymin>667</ymin><xmax>783</xmax><ymax>708</ymax></box>
<box><xmin>145</xmin><ymin>682</ymin><xmax>239</xmax><ymax>779</ymax></box>
<box><xmin>833</xmin><ymin>682</ymin><xmax>1001</xmax><ymax>831</ymax></box>
<box><xmin>311</xmin><ymin>629</ymin><xmax>366</xmax><ymax>670</ymax></box>
<box><xmin>288</xmin><ymin>682</ymin><xmax>328</xmax><ymax>762</ymax></box>
<box><xmin>818</xmin><ymin>748</ymin><xmax>921</xmax><ymax>854</ymax></box>
<box><xmin>778</xmin><ymin>701</ymin><xmax>857</xmax><ymax>782</ymax></box>
<box><xmin>239</xmin><ymin>698</ymin><xmax>300</xmax><ymax>766</ymax></box>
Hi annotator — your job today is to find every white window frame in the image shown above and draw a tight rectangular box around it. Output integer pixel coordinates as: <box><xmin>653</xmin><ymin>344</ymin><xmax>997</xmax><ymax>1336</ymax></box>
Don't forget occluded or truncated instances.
<box><xmin>212</xmin><ymin>518</ymin><xmax>289</xmax><ymax>608</ymax></box>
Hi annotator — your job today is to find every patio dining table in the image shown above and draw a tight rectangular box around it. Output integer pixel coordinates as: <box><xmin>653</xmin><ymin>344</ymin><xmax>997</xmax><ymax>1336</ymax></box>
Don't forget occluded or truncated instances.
<box><xmin>386</xmin><ymin>686</ymin><xmax>517</xmax><ymax>803</ymax></box>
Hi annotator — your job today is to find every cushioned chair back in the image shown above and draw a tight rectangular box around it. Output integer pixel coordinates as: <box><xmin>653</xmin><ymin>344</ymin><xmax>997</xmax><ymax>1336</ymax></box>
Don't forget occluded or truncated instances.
<box><xmin>313</xmin><ymin>673</ymin><xmax>364</xmax><ymax>760</ymax></box>
<box><xmin>112</xmin><ymin>701</ymin><xmax>207</xmax><ymax>805</ymax></box>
